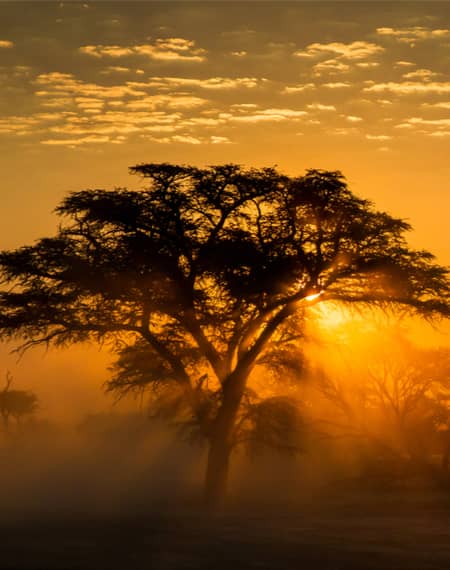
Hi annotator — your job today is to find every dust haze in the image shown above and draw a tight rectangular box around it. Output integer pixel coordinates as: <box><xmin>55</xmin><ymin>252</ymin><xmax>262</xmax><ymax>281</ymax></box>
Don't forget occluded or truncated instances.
<box><xmin>1</xmin><ymin>309</ymin><xmax>449</xmax><ymax>521</ymax></box>
<box><xmin>1</xmin><ymin>315</ymin><xmax>450</xmax><ymax>569</ymax></box>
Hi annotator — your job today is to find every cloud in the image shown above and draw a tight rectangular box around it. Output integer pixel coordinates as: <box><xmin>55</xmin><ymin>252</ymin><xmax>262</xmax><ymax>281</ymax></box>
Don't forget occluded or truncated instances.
<box><xmin>146</xmin><ymin>134</ymin><xmax>232</xmax><ymax>145</ymax></box>
<box><xmin>294</xmin><ymin>41</ymin><xmax>384</xmax><ymax>60</ymax></box>
<box><xmin>139</xmin><ymin>76</ymin><xmax>265</xmax><ymax>90</ymax></box>
<box><xmin>395</xmin><ymin>116</ymin><xmax>450</xmax><ymax>137</ymax></box>
<box><xmin>99</xmin><ymin>66</ymin><xmax>142</xmax><ymax>75</ymax></box>
<box><xmin>41</xmin><ymin>135</ymin><xmax>113</xmax><ymax>146</ymax></box>
<box><xmin>313</xmin><ymin>59</ymin><xmax>350</xmax><ymax>75</ymax></box>
<box><xmin>230</xmin><ymin>103</ymin><xmax>259</xmax><ymax>110</ymax></box>
<box><xmin>422</xmin><ymin>102</ymin><xmax>450</xmax><ymax>109</ymax></box>
<box><xmin>79</xmin><ymin>38</ymin><xmax>206</xmax><ymax>62</ymax></box>
<box><xmin>47</xmin><ymin>109</ymin><xmax>183</xmax><ymax>137</ymax></box>
<box><xmin>0</xmin><ymin>40</ymin><xmax>13</xmax><ymax>48</ymax></box>
<box><xmin>75</xmin><ymin>97</ymin><xmax>104</xmax><ymax>110</ymax></box>
<box><xmin>322</xmin><ymin>82</ymin><xmax>351</xmax><ymax>89</ymax></box>
<box><xmin>307</xmin><ymin>103</ymin><xmax>336</xmax><ymax>111</ymax></box>
<box><xmin>227</xmin><ymin>108</ymin><xmax>307</xmax><ymax>123</ymax></box>
<box><xmin>231</xmin><ymin>51</ymin><xmax>247</xmax><ymax>57</ymax></box>
<box><xmin>171</xmin><ymin>135</ymin><xmax>202</xmax><ymax>144</ymax></box>
<box><xmin>0</xmin><ymin>112</ymin><xmax>76</xmax><ymax>135</ymax></box>
<box><xmin>395</xmin><ymin>61</ymin><xmax>415</xmax><ymax>67</ymax></box>
<box><xmin>210</xmin><ymin>136</ymin><xmax>231</xmax><ymax>144</ymax></box>
<box><xmin>402</xmin><ymin>69</ymin><xmax>439</xmax><ymax>81</ymax></box>
<box><xmin>34</xmin><ymin>74</ymin><xmax>210</xmax><ymax>113</ymax></box>
<box><xmin>356</xmin><ymin>62</ymin><xmax>380</xmax><ymax>69</ymax></box>
<box><xmin>344</xmin><ymin>115</ymin><xmax>363</xmax><ymax>122</ymax></box>
<box><xmin>399</xmin><ymin>117</ymin><xmax>450</xmax><ymax>128</ymax></box>
<box><xmin>181</xmin><ymin>117</ymin><xmax>225</xmax><ymax>127</ymax></box>
<box><xmin>125</xmin><ymin>95</ymin><xmax>207</xmax><ymax>110</ymax></box>
<box><xmin>376</xmin><ymin>26</ymin><xmax>450</xmax><ymax>45</ymax></box>
<box><xmin>0</xmin><ymin>116</ymin><xmax>41</xmax><ymax>135</ymax></box>
<box><xmin>364</xmin><ymin>81</ymin><xmax>450</xmax><ymax>95</ymax></box>
<box><xmin>282</xmin><ymin>83</ymin><xmax>316</xmax><ymax>94</ymax></box>
<box><xmin>331</xmin><ymin>127</ymin><xmax>360</xmax><ymax>136</ymax></box>
<box><xmin>365</xmin><ymin>134</ymin><xmax>392</xmax><ymax>141</ymax></box>
<box><xmin>35</xmin><ymin>72</ymin><xmax>147</xmax><ymax>99</ymax></box>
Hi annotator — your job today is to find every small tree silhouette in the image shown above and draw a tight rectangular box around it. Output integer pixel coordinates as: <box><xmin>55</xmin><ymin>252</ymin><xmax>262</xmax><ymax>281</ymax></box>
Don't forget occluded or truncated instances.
<box><xmin>0</xmin><ymin>371</ymin><xmax>38</xmax><ymax>431</ymax></box>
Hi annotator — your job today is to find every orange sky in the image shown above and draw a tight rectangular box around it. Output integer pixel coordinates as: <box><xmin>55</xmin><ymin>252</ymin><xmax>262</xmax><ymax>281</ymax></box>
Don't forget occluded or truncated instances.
<box><xmin>0</xmin><ymin>2</ymin><xmax>449</xmax><ymax>415</ymax></box>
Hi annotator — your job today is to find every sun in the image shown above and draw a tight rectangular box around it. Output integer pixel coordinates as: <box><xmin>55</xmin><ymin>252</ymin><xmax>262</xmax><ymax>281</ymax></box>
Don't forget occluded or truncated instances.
<box><xmin>314</xmin><ymin>301</ymin><xmax>349</xmax><ymax>329</ymax></box>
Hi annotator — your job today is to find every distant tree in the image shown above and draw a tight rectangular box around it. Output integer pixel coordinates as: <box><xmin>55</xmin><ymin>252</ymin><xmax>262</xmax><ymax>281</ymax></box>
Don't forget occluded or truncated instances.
<box><xmin>314</xmin><ymin>332</ymin><xmax>450</xmax><ymax>476</ymax></box>
<box><xmin>0</xmin><ymin>164</ymin><xmax>449</xmax><ymax>506</ymax></box>
<box><xmin>0</xmin><ymin>371</ymin><xmax>38</xmax><ymax>430</ymax></box>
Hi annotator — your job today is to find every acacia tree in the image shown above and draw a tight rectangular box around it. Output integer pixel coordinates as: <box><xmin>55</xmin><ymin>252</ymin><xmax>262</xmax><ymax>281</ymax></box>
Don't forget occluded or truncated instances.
<box><xmin>0</xmin><ymin>164</ymin><xmax>449</xmax><ymax>506</ymax></box>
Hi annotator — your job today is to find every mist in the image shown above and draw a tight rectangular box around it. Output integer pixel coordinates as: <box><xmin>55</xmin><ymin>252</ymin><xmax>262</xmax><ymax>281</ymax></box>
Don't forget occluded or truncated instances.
<box><xmin>1</xmin><ymin>308</ymin><xmax>449</xmax><ymax>522</ymax></box>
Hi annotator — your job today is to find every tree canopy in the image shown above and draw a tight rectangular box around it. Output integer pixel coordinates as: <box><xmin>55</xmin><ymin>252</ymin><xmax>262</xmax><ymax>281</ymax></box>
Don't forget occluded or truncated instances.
<box><xmin>0</xmin><ymin>163</ymin><xmax>448</xmax><ymax>504</ymax></box>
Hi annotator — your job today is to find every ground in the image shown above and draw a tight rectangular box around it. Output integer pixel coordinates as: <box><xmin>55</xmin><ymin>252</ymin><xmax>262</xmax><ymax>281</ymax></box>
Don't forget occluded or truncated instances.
<box><xmin>2</xmin><ymin>490</ymin><xmax>450</xmax><ymax>569</ymax></box>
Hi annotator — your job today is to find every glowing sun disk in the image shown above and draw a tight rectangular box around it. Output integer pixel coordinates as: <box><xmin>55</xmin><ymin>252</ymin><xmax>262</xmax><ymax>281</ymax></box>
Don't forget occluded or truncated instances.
<box><xmin>304</xmin><ymin>290</ymin><xmax>324</xmax><ymax>302</ymax></box>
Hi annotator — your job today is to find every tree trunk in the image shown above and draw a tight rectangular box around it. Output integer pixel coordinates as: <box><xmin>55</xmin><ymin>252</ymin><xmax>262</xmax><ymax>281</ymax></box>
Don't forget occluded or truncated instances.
<box><xmin>204</xmin><ymin>432</ymin><xmax>231</xmax><ymax>509</ymax></box>
<box><xmin>203</xmin><ymin>368</ymin><xmax>250</xmax><ymax>508</ymax></box>
<box><xmin>1</xmin><ymin>411</ymin><xmax>8</xmax><ymax>432</ymax></box>
<box><xmin>442</xmin><ymin>442</ymin><xmax>450</xmax><ymax>473</ymax></box>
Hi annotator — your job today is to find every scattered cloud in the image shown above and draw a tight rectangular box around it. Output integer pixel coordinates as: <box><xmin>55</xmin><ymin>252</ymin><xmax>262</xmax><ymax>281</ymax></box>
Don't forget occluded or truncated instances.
<box><xmin>402</xmin><ymin>69</ymin><xmax>438</xmax><ymax>81</ymax></box>
<box><xmin>0</xmin><ymin>40</ymin><xmax>13</xmax><ymax>48</ymax></box>
<box><xmin>395</xmin><ymin>116</ymin><xmax>450</xmax><ymax>137</ymax></box>
<box><xmin>230</xmin><ymin>103</ymin><xmax>259</xmax><ymax>110</ymax></box>
<box><xmin>282</xmin><ymin>83</ymin><xmax>316</xmax><ymax>94</ymax></box>
<box><xmin>307</xmin><ymin>103</ymin><xmax>336</xmax><ymax>111</ymax></box>
<box><xmin>365</xmin><ymin>134</ymin><xmax>392</xmax><ymax>140</ymax></box>
<box><xmin>227</xmin><ymin>107</ymin><xmax>307</xmax><ymax>123</ymax></box>
<box><xmin>100</xmin><ymin>66</ymin><xmax>133</xmax><ymax>74</ymax></box>
<box><xmin>364</xmin><ymin>81</ymin><xmax>450</xmax><ymax>95</ymax></box>
<box><xmin>313</xmin><ymin>59</ymin><xmax>350</xmax><ymax>75</ymax></box>
<box><xmin>342</xmin><ymin>115</ymin><xmax>363</xmax><ymax>123</ymax></box>
<box><xmin>125</xmin><ymin>95</ymin><xmax>207</xmax><ymax>110</ymax></box>
<box><xmin>422</xmin><ymin>101</ymin><xmax>450</xmax><ymax>109</ymax></box>
<box><xmin>33</xmin><ymin>73</ymin><xmax>211</xmax><ymax>112</ymax></box>
<box><xmin>399</xmin><ymin>117</ymin><xmax>450</xmax><ymax>128</ymax></box>
<box><xmin>356</xmin><ymin>62</ymin><xmax>380</xmax><ymax>69</ymax></box>
<box><xmin>231</xmin><ymin>51</ymin><xmax>247</xmax><ymax>57</ymax></box>
<box><xmin>79</xmin><ymin>38</ymin><xmax>206</xmax><ymax>62</ymax></box>
<box><xmin>322</xmin><ymin>82</ymin><xmax>352</xmax><ymax>89</ymax></box>
<box><xmin>140</xmin><ymin>76</ymin><xmax>266</xmax><ymax>90</ymax></box>
<box><xmin>331</xmin><ymin>127</ymin><xmax>360</xmax><ymax>136</ymax></box>
<box><xmin>294</xmin><ymin>41</ymin><xmax>384</xmax><ymax>60</ymax></box>
<box><xmin>144</xmin><ymin>134</ymin><xmax>232</xmax><ymax>145</ymax></box>
<box><xmin>210</xmin><ymin>135</ymin><xmax>231</xmax><ymax>144</ymax></box>
<box><xmin>35</xmin><ymin>72</ymin><xmax>147</xmax><ymax>99</ymax></box>
<box><xmin>345</xmin><ymin>115</ymin><xmax>363</xmax><ymax>122</ymax></box>
<box><xmin>376</xmin><ymin>26</ymin><xmax>450</xmax><ymax>45</ymax></box>
<box><xmin>395</xmin><ymin>61</ymin><xmax>415</xmax><ymax>67</ymax></box>
<box><xmin>41</xmin><ymin>134</ymin><xmax>113</xmax><ymax>146</ymax></box>
<box><xmin>171</xmin><ymin>134</ymin><xmax>202</xmax><ymax>144</ymax></box>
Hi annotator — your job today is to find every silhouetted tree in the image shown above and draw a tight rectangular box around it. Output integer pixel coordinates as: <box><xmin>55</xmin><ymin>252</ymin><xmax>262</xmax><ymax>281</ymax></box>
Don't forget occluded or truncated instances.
<box><xmin>315</xmin><ymin>333</ymin><xmax>450</xmax><ymax>478</ymax></box>
<box><xmin>0</xmin><ymin>164</ymin><xmax>449</xmax><ymax>506</ymax></box>
<box><xmin>0</xmin><ymin>371</ymin><xmax>38</xmax><ymax>430</ymax></box>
